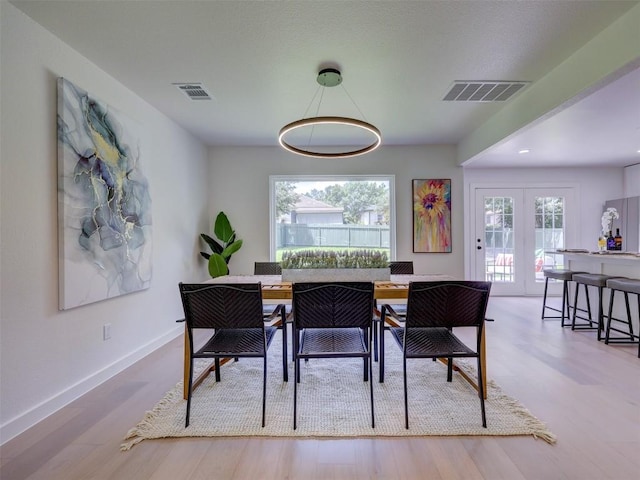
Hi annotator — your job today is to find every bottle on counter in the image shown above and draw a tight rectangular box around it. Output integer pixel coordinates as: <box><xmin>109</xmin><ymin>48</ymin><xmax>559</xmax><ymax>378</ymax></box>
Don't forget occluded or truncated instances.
<box><xmin>614</xmin><ymin>228</ymin><xmax>623</xmax><ymax>251</ymax></box>
<box><xmin>597</xmin><ymin>235</ymin><xmax>606</xmax><ymax>251</ymax></box>
<box><xmin>607</xmin><ymin>230</ymin><xmax>616</xmax><ymax>250</ymax></box>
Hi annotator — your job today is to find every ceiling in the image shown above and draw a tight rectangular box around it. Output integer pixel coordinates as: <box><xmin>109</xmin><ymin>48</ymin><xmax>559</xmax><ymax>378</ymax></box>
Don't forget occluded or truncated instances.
<box><xmin>9</xmin><ymin>0</ymin><xmax>640</xmax><ymax>168</ymax></box>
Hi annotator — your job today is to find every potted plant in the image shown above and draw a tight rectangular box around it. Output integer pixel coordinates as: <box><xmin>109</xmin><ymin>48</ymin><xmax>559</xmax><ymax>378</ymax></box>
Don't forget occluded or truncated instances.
<box><xmin>200</xmin><ymin>212</ymin><xmax>243</xmax><ymax>278</ymax></box>
<box><xmin>280</xmin><ymin>249</ymin><xmax>390</xmax><ymax>282</ymax></box>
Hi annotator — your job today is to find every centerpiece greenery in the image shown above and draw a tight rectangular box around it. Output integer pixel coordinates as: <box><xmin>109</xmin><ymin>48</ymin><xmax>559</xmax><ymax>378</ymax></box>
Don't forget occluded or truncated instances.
<box><xmin>200</xmin><ymin>212</ymin><xmax>243</xmax><ymax>278</ymax></box>
<box><xmin>281</xmin><ymin>249</ymin><xmax>389</xmax><ymax>269</ymax></box>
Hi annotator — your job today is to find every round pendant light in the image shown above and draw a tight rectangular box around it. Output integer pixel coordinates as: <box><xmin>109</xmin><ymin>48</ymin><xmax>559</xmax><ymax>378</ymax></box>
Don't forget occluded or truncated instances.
<box><xmin>278</xmin><ymin>68</ymin><xmax>382</xmax><ymax>159</ymax></box>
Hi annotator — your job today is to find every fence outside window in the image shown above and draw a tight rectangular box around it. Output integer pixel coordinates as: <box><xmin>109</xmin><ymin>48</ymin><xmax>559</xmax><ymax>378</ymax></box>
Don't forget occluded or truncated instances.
<box><xmin>277</xmin><ymin>224</ymin><xmax>390</xmax><ymax>249</ymax></box>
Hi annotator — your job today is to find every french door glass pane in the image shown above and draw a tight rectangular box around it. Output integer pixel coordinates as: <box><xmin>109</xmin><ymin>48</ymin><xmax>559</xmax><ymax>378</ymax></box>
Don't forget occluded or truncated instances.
<box><xmin>484</xmin><ymin>196</ymin><xmax>514</xmax><ymax>282</ymax></box>
<box><xmin>535</xmin><ymin>196</ymin><xmax>565</xmax><ymax>282</ymax></box>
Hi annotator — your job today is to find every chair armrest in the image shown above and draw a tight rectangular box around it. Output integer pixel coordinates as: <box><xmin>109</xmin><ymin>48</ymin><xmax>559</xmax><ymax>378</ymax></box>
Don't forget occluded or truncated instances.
<box><xmin>380</xmin><ymin>304</ymin><xmax>404</xmax><ymax>325</ymax></box>
<box><xmin>264</xmin><ymin>304</ymin><xmax>286</xmax><ymax>325</ymax></box>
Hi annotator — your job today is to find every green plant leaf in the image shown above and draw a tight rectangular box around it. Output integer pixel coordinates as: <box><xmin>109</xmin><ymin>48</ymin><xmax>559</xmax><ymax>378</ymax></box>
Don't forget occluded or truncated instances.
<box><xmin>221</xmin><ymin>239</ymin><xmax>243</xmax><ymax>260</ymax></box>
<box><xmin>200</xmin><ymin>233</ymin><xmax>223</xmax><ymax>254</ymax></box>
<box><xmin>208</xmin><ymin>253</ymin><xmax>229</xmax><ymax>278</ymax></box>
<box><xmin>214</xmin><ymin>212</ymin><xmax>234</xmax><ymax>244</ymax></box>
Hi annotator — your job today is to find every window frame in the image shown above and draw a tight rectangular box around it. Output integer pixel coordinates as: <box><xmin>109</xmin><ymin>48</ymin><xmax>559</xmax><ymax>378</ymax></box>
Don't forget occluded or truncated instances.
<box><xmin>269</xmin><ymin>174</ymin><xmax>396</xmax><ymax>261</ymax></box>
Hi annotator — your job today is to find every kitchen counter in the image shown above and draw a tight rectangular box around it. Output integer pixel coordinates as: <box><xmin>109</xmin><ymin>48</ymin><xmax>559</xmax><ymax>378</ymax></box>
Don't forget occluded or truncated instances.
<box><xmin>552</xmin><ymin>250</ymin><xmax>640</xmax><ymax>277</ymax></box>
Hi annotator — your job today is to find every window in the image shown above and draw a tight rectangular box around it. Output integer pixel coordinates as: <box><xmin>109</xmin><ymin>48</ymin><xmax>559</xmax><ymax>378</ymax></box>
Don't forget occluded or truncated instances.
<box><xmin>270</xmin><ymin>175</ymin><xmax>395</xmax><ymax>261</ymax></box>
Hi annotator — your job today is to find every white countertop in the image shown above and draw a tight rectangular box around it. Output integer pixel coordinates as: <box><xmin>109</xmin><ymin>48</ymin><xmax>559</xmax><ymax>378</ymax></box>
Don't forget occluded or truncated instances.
<box><xmin>554</xmin><ymin>249</ymin><xmax>639</xmax><ymax>258</ymax></box>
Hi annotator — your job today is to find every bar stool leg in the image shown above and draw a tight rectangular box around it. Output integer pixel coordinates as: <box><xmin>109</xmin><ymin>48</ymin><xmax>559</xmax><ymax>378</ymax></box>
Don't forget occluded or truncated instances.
<box><xmin>606</xmin><ymin>290</ymin><xmax>636</xmax><ymax>344</ymax></box>
<box><xmin>541</xmin><ymin>277</ymin><xmax>550</xmax><ymax>320</ymax></box>
<box><xmin>571</xmin><ymin>283</ymin><xmax>580</xmax><ymax>328</ymax></box>
<box><xmin>597</xmin><ymin>286</ymin><xmax>604</xmax><ymax>341</ymax></box>
<box><xmin>561</xmin><ymin>280</ymin><xmax>569</xmax><ymax>327</ymax></box>
<box><xmin>571</xmin><ymin>283</ymin><xmax>594</xmax><ymax>330</ymax></box>
<box><xmin>605</xmin><ymin>289</ymin><xmax>615</xmax><ymax>344</ymax></box>
<box><xmin>624</xmin><ymin>292</ymin><xmax>634</xmax><ymax>338</ymax></box>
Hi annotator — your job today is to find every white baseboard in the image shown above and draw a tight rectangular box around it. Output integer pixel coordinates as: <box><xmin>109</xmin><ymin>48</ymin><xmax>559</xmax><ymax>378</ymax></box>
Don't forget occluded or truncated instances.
<box><xmin>0</xmin><ymin>326</ymin><xmax>183</xmax><ymax>445</ymax></box>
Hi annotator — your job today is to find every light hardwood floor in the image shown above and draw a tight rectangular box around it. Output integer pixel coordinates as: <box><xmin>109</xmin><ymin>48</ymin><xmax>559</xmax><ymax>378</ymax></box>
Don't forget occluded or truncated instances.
<box><xmin>1</xmin><ymin>297</ymin><xmax>639</xmax><ymax>480</ymax></box>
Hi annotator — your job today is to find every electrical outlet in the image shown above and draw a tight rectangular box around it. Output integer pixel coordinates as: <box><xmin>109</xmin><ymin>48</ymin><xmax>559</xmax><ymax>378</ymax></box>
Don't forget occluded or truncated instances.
<box><xmin>103</xmin><ymin>323</ymin><xmax>112</xmax><ymax>341</ymax></box>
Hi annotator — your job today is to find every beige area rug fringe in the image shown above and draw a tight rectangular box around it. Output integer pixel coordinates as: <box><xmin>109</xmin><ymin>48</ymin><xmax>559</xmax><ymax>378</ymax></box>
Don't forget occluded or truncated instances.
<box><xmin>122</xmin><ymin>336</ymin><xmax>556</xmax><ymax>450</ymax></box>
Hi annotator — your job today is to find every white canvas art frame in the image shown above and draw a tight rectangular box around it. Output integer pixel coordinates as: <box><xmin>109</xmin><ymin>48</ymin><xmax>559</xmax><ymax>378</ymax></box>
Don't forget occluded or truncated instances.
<box><xmin>57</xmin><ymin>78</ymin><xmax>152</xmax><ymax>310</ymax></box>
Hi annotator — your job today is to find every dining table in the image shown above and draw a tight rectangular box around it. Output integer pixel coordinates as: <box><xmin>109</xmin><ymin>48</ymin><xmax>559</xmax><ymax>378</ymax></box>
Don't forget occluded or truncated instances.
<box><xmin>183</xmin><ymin>274</ymin><xmax>488</xmax><ymax>399</ymax></box>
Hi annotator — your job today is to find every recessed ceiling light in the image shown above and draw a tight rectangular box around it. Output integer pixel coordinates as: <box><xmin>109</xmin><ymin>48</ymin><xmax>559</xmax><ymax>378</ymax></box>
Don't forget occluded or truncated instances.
<box><xmin>518</xmin><ymin>149</ymin><xmax>530</xmax><ymax>154</ymax></box>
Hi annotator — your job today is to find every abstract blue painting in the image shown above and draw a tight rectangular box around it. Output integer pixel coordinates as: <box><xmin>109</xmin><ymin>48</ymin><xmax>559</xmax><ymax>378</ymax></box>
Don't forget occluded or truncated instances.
<box><xmin>57</xmin><ymin>78</ymin><xmax>152</xmax><ymax>310</ymax></box>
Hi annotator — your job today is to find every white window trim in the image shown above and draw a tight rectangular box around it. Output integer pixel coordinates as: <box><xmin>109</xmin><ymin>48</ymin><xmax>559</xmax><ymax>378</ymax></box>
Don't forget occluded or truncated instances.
<box><xmin>269</xmin><ymin>174</ymin><xmax>396</xmax><ymax>261</ymax></box>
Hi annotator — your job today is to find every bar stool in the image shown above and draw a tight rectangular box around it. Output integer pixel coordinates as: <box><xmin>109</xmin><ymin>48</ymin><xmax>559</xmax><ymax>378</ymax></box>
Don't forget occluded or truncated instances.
<box><xmin>541</xmin><ymin>269</ymin><xmax>585</xmax><ymax>327</ymax></box>
<box><xmin>570</xmin><ymin>273</ymin><xmax>617</xmax><ymax>341</ymax></box>
<box><xmin>605</xmin><ymin>277</ymin><xmax>640</xmax><ymax>357</ymax></box>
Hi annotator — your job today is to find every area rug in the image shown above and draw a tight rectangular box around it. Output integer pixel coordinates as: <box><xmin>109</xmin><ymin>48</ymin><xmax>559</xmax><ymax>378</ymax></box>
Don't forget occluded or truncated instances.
<box><xmin>122</xmin><ymin>335</ymin><xmax>556</xmax><ymax>450</ymax></box>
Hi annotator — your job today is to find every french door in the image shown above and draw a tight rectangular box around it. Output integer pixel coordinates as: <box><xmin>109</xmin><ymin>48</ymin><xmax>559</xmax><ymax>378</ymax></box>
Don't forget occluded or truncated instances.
<box><xmin>473</xmin><ymin>187</ymin><xmax>576</xmax><ymax>296</ymax></box>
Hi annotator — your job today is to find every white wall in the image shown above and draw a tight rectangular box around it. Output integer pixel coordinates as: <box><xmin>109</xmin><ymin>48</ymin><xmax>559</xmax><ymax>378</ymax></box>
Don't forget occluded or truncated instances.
<box><xmin>623</xmin><ymin>164</ymin><xmax>640</xmax><ymax>197</ymax></box>
<box><xmin>0</xmin><ymin>3</ymin><xmax>210</xmax><ymax>442</ymax></box>
<box><xmin>208</xmin><ymin>145</ymin><xmax>464</xmax><ymax>277</ymax></box>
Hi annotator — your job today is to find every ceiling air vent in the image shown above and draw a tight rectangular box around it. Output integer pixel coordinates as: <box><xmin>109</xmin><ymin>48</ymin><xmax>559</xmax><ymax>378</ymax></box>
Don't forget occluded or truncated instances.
<box><xmin>443</xmin><ymin>81</ymin><xmax>529</xmax><ymax>102</ymax></box>
<box><xmin>173</xmin><ymin>83</ymin><xmax>212</xmax><ymax>100</ymax></box>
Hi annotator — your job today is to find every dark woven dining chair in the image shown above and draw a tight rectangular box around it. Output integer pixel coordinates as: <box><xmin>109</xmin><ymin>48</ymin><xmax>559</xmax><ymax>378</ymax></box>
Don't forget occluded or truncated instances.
<box><xmin>253</xmin><ymin>261</ymin><xmax>282</xmax><ymax>275</ymax></box>
<box><xmin>380</xmin><ymin>280</ymin><xmax>491</xmax><ymax>429</ymax></box>
<box><xmin>179</xmin><ymin>282</ymin><xmax>287</xmax><ymax>428</ymax></box>
<box><xmin>254</xmin><ymin>261</ymin><xmax>287</xmax><ymax>316</ymax></box>
<box><xmin>254</xmin><ymin>261</ymin><xmax>289</xmax><ymax>357</ymax></box>
<box><xmin>389</xmin><ymin>261</ymin><xmax>414</xmax><ymax>274</ymax></box>
<box><xmin>373</xmin><ymin>261</ymin><xmax>414</xmax><ymax>360</ymax></box>
<box><xmin>292</xmin><ymin>282</ymin><xmax>376</xmax><ymax>429</ymax></box>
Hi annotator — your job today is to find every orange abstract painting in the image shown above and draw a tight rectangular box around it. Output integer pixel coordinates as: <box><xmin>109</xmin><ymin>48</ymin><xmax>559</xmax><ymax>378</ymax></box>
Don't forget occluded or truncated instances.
<box><xmin>413</xmin><ymin>179</ymin><xmax>451</xmax><ymax>253</ymax></box>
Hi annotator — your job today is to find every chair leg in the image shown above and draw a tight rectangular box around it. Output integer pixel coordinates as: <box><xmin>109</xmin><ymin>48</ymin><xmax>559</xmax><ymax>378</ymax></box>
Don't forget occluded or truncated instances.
<box><xmin>403</xmin><ymin>355</ymin><xmax>409</xmax><ymax>429</ymax></box>
<box><xmin>262</xmin><ymin>355</ymin><xmax>267</xmax><ymax>428</ymax></box>
<box><xmin>293</xmin><ymin>327</ymin><xmax>298</xmax><ymax>429</ymax></box>
<box><xmin>294</xmin><ymin>328</ymin><xmax>302</xmax><ymax>384</ymax></box>
<box><xmin>363</xmin><ymin>357</ymin><xmax>369</xmax><ymax>381</ymax></box>
<box><xmin>281</xmin><ymin>317</ymin><xmax>288</xmax><ymax>383</ymax></box>
<box><xmin>379</xmin><ymin>317</ymin><xmax>386</xmax><ymax>383</ymax></box>
<box><xmin>368</xmin><ymin>336</ymin><xmax>375</xmax><ymax>428</ymax></box>
<box><xmin>363</xmin><ymin>327</ymin><xmax>369</xmax><ymax>382</ymax></box>
<box><xmin>293</xmin><ymin>351</ymin><xmax>298</xmax><ymax>430</ymax></box>
<box><xmin>373</xmin><ymin>322</ymin><xmax>379</xmax><ymax>362</ymax></box>
<box><xmin>446</xmin><ymin>357</ymin><xmax>453</xmax><ymax>382</ymax></box>
<box><xmin>215</xmin><ymin>358</ymin><xmax>221</xmax><ymax>382</ymax></box>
